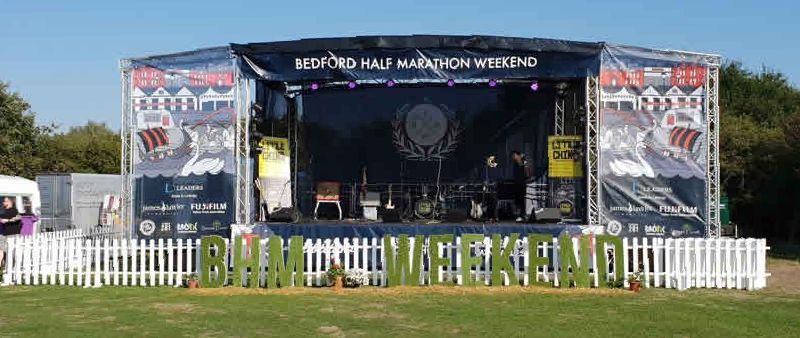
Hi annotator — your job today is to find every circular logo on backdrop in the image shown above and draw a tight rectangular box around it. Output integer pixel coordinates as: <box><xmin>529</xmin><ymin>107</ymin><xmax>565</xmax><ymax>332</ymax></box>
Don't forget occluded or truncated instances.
<box><xmin>606</xmin><ymin>220</ymin><xmax>622</xmax><ymax>236</ymax></box>
<box><xmin>393</xmin><ymin>101</ymin><xmax>462</xmax><ymax>161</ymax></box>
<box><xmin>139</xmin><ymin>219</ymin><xmax>156</xmax><ymax>236</ymax></box>
<box><xmin>404</xmin><ymin>103</ymin><xmax>449</xmax><ymax>146</ymax></box>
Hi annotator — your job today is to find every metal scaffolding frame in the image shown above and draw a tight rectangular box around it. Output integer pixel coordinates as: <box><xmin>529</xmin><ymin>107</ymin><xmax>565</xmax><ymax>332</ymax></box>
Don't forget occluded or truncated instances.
<box><xmin>119</xmin><ymin>61</ymin><xmax>135</xmax><ymax>239</ymax></box>
<box><xmin>554</xmin><ymin>98</ymin><xmax>565</xmax><ymax>135</ymax></box>
<box><xmin>584</xmin><ymin>76</ymin><xmax>601</xmax><ymax>227</ymax></box>
<box><xmin>234</xmin><ymin>69</ymin><xmax>253</xmax><ymax>226</ymax></box>
<box><xmin>705</xmin><ymin>57</ymin><xmax>722</xmax><ymax>238</ymax></box>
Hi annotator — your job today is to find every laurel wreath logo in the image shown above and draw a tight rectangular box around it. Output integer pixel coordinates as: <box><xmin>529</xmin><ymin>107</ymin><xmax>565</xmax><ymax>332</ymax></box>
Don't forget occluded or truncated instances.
<box><xmin>392</xmin><ymin>104</ymin><xmax>462</xmax><ymax>161</ymax></box>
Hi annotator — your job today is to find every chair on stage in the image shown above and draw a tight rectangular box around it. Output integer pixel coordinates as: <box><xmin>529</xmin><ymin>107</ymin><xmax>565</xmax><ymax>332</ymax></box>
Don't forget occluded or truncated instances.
<box><xmin>314</xmin><ymin>181</ymin><xmax>342</xmax><ymax>220</ymax></box>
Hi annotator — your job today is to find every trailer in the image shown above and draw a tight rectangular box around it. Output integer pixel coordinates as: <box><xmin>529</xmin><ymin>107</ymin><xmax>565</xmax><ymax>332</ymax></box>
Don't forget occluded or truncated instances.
<box><xmin>36</xmin><ymin>174</ymin><xmax>121</xmax><ymax>233</ymax></box>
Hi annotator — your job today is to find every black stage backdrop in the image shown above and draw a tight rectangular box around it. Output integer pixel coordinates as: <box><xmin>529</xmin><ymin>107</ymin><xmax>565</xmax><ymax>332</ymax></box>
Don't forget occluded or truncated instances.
<box><xmin>289</xmin><ymin>84</ymin><xmax>563</xmax><ymax>217</ymax></box>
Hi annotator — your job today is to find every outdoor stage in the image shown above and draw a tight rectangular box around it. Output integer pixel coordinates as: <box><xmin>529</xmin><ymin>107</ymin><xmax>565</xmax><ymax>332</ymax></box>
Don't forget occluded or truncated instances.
<box><xmin>121</xmin><ymin>35</ymin><xmax>723</xmax><ymax>240</ymax></box>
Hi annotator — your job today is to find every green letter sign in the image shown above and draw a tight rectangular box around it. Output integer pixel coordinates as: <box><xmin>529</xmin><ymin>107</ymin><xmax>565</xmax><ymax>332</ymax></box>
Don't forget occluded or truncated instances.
<box><xmin>232</xmin><ymin>235</ymin><xmax>261</xmax><ymax>288</ymax></box>
<box><xmin>527</xmin><ymin>234</ymin><xmax>552</xmax><ymax>286</ymax></box>
<box><xmin>428</xmin><ymin>234</ymin><xmax>454</xmax><ymax>285</ymax></box>
<box><xmin>460</xmin><ymin>234</ymin><xmax>484</xmax><ymax>286</ymax></box>
<box><xmin>200</xmin><ymin>235</ymin><xmax>227</xmax><ymax>288</ymax></box>
<box><xmin>491</xmin><ymin>233</ymin><xmax>519</xmax><ymax>286</ymax></box>
<box><xmin>384</xmin><ymin>235</ymin><xmax>424</xmax><ymax>286</ymax></box>
<box><xmin>267</xmin><ymin>236</ymin><xmax>305</xmax><ymax>288</ymax></box>
<box><xmin>596</xmin><ymin>235</ymin><xmax>624</xmax><ymax>287</ymax></box>
<box><xmin>559</xmin><ymin>235</ymin><xmax>591</xmax><ymax>288</ymax></box>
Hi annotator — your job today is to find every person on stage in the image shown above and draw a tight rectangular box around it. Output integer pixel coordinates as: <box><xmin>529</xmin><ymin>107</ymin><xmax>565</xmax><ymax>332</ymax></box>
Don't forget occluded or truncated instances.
<box><xmin>510</xmin><ymin>151</ymin><xmax>531</xmax><ymax>222</ymax></box>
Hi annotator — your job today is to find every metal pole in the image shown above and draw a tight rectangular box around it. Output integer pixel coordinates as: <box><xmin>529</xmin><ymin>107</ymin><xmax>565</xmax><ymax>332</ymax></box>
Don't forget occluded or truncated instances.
<box><xmin>585</xmin><ymin>76</ymin><xmax>601</xmax><ymax>227</ymax></box>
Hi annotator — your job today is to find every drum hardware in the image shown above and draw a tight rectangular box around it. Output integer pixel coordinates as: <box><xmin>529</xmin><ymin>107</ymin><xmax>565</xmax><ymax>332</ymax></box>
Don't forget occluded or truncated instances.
<box><xmin>413</xmin><ymin>185</ymin><xmax>436</xmax><ymax>220</ymax></box>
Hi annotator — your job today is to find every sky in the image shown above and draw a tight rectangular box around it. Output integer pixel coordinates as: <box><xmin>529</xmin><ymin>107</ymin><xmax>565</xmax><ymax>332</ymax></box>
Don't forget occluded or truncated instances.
<box><xmin>1</xmin><ymin>0</ymin><xmax>798</xmax><ymax>129</ymax></box>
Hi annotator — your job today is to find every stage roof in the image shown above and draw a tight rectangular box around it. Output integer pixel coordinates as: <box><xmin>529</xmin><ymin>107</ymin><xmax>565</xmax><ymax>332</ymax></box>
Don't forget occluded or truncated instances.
<box><xmin>123</xmin><ymin>35</ymin><xmax>721</xmax><ymax>83</ymax></box>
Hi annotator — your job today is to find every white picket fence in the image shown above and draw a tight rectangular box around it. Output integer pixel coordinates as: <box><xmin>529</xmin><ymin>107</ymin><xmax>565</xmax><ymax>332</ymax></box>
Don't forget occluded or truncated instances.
<box><xmin>1</xmin><ymin>231</ymin><xmax>769</xmax><ymax>290</ymax></box>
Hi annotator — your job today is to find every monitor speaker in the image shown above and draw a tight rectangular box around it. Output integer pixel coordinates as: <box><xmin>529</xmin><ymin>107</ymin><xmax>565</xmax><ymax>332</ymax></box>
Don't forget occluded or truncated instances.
<box><xmin>268</xmin><ymin>208</ymin><xmax>300</xmax><ymax>223</ymax></box>
<box><xmin>533</xmin><ymin>208</ymin><xmax>562</xmax><ymax>223</ymax></box>
<box><xmin>381</xmin><ymin>208</ymin><xmax>402</xmax><ymax>223</ymax></box>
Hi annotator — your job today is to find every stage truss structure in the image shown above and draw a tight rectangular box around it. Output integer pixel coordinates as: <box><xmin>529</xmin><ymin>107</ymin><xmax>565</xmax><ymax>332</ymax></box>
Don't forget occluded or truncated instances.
<box><xmin>705</xmin><ymin>58</ymin><xmax>722</xmax><ymax>238</ymax></box>
<box><xmin>584</xmin><ymin>76</ymin><xmax>601</xmax><ymax>227</ymax></box>
<box><xmin>234</xmin><ymin>69</ymin><xmax>254</xmax><ymax>226</ymax></box>
<box><xmin>119</xmin><ymin>61</ymin><xmax>135</xmax><ymax>238</ymax></box>
<box><xmin>554</xmin><ymin>97</ymin><xmax>565</xmax><ymax>136</ymax></box>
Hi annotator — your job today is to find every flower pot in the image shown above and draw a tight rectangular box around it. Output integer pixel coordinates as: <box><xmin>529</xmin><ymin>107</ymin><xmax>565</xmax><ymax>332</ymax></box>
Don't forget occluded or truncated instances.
<box><xmin>332</xmin><ymin>276</ymin><xmax>344</xmax><ymax>290</ymax></box>
<box><xmin>188</xmin><ymin>280</ymin><xmax>200</xmax><ymax>289</ymax></box>
<box><xmin>629</xmin><ymin>281</ymin><xmax>641</xmax><ymax>293</ymax></box>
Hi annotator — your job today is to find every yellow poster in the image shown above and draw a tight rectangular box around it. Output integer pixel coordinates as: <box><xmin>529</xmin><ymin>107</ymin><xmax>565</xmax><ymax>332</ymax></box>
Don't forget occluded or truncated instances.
<box><xmin>258</xmin><ymin>137</ymin><xmax>292</xmax><ymax>212</ymax></box>
<box><xmin>258</xmin><ymin>137</ymin><xmax>290</xmax><ymax>178</ymax></box>
<box><xmin>548</xmin><ymin>136</ymin><xmax>583</xmax><ymax>178</ymax></box>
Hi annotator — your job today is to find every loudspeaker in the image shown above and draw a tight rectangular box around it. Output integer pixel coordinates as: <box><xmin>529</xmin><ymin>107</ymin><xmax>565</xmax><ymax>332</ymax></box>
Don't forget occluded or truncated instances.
<box><xmin>381</xmin><ymin>208</ymin><xmax>402</xmax><ymax>223</ymax></box>
<box><xmin>268</xmin><ymin>208</ymin><xmax>300</xmax><ymax>223</ymax></box>
<box><xmin>533</xmin><ymin>208</ymin><xmax>562</xmax><ymax>223</ymax></box>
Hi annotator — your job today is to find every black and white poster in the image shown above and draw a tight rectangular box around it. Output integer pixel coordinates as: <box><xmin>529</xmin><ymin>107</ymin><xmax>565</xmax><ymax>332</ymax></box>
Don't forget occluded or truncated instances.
<box><xmin>128</xmin><ymin>48</ymin><xmax>237</xmax><ymax>239</ymax></box>
<box><xmin>599</xmin><ymin>45</ymin><xmax>710</xmax><ymax>237</ymax></box>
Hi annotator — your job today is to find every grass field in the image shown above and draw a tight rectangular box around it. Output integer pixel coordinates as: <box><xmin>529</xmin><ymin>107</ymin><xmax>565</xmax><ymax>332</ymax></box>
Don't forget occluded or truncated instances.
<box><xmin>1</xmin><ymin>259</ymin><xmax>798</xmax><ymax>337</ymax></box>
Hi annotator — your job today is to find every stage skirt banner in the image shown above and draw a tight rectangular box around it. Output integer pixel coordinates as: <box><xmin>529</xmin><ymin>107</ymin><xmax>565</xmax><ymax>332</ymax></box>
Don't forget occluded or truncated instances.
<box><xmin>598</xmin><ymin>45</ymin><xmax>710</xmax><ymax>237</ymax></box>
<box><xmin>548</xmin><ymin>135</ymin><xmax>583</xmax><ymax>178</ymax></box>
<box><xmin>258</xmin><ymin>137</ymin><xmax>292</xmax><ymax>213</ymax></box>
<box><xmin>124</xmin><ymin>47</ymin><xmax>237</xmax><ymax>239</ymax></box>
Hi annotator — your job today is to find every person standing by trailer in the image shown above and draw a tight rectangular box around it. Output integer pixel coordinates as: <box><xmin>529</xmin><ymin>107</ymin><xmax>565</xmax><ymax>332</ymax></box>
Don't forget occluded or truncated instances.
<box><xmin>1</xmin><ymin>196</ymin><xmax>21</xmax><ymax>235</ymax></box>
<box><xmin>510</xmin><ymin>151</ymin><xmax>532</xmax><ymax>222</ymax></box>
<box><xmin>19</xmin><ymin>200</ymin><xmax>38</xmax><ymax>236</ymax></box>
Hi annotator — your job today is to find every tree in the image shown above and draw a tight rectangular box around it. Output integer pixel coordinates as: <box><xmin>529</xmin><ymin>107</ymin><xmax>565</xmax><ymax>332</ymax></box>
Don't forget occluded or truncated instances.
<box><xmin>49</xmin><ymin>122</ymin><xmax>120</xmax><ymax>174</ymax></box>
<box><xmin>0</xmin><ymin>82</ymin><xmax>54</xmax><ymax>178</ymax></box>
<box><xmin>719</xmin><ymin>63</ymin><xmax>800</xmax><ymax>243</ymax></box>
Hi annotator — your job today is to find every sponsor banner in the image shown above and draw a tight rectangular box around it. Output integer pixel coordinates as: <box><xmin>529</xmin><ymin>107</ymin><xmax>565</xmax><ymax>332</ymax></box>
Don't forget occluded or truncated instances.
<box><xmin>134</xmin><ymin>174</ymin><xmax>234</xmax><ymax>239</ymax></box>
<box><xmin>127</xmin><ymin>48</ymin><xmax>236</xmax><ymax>239</ymax></box>
<box><xmin>548</xmin><ymin>136</ymin><xmax>583</xmax><ymax>178</ymax></box>
<box><xmin>599</xmin><ymin>47</ymin><xmax>708</xmax><ymax>237</ymax></box>
<box><xmin>258</xmin><ymin>137</ymin><xmax>292</xmax><ymax>213</ymax></box>
<box><xmin>601</xmin><ymin>176</ymin><xmax>705</xmax><ymax>237</ymax></box>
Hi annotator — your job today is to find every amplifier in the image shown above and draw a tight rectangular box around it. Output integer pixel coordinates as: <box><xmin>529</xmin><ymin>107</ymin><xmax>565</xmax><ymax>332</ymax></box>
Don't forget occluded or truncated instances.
<box><xmin>533</xmin><ymin>208</ymin><xmax>562</xmax><ymax>222</ymax></box>
<box><xmin>381</xmin><ymin>208</ymin><xmax>402</xmax><ymax>223</ymax></box>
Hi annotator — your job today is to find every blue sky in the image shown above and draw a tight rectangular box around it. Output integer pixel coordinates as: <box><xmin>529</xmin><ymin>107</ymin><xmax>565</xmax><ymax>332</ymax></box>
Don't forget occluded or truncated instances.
<box><xmin>1</xmin><ymin>0</ymin><xmax>798</xmax><ymax>129</ymax></box>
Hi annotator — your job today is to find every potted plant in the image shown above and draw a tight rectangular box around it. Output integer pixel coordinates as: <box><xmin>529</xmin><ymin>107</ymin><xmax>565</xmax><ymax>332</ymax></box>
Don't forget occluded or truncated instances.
<box><xmin>344</xmin><ymin>269</ymin><xmax>370</xmax><ymax>288</ymax></box>
<box><xmin>185</xmin><ymin>273</ymin><xmax>200</xmax><ymax>289</ymax></box>
<box><xmin>628</xmin><ymin>270</ymin><xmax>643</xmax><ymax>292</ymax></box>
<box><xmin>326</xmin><ymin>261</ymin><xmax>345</xmax><ymax>290</ymax></box>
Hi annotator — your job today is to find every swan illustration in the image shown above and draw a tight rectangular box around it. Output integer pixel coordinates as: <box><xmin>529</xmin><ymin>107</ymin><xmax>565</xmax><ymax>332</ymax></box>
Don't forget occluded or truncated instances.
<box><xmin>608</xmin><ymin>143</ymin><xmax>654</xmax><ymax>178</ymax></box>
<box><xmin>180</xmin><ymin>140</ymin><xmax>224</xmax><ymax>176</ymax></box>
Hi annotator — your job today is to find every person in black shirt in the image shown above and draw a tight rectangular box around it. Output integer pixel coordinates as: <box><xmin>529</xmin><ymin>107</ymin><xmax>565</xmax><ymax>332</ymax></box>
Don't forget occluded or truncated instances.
<box><xmin>0</xmin><ymin>197</ymin><xmax>21</xmax><ymax>235</ymax></box>
<box><xmin>510</xmin><ymin>151</ymin><xmax>531</xmax><ymax>222</ymax></box>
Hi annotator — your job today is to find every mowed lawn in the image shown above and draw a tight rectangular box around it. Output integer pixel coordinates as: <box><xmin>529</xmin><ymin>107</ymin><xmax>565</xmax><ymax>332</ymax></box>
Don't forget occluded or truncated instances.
<box><xmin>1</xmin><ymin>260</ymin><xmax>798</xmax><ymax>337</ymax></box>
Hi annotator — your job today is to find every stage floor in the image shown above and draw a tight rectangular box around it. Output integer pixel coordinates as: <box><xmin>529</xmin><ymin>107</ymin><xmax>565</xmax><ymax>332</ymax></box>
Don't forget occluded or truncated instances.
<box><xmin>249</xmin><ymin>221</ymin><xmax>586</xmax><ymax>239</ymax></box>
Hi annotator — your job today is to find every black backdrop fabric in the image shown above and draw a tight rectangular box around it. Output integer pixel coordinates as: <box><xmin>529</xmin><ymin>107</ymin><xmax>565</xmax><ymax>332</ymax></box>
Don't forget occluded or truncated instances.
<box><xmin>295</xmin><ymin>84</ymin><xmax>555</xmax><ymax>186</ymax></box>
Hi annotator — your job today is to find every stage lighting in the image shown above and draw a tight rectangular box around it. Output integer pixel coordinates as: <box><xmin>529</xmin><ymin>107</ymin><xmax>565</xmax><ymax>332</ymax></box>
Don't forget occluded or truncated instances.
<box><xmin>556</xmin><ymin>82</ymin><xmax>569</xmax><ymax>97</ymax></box>
<box><xmin>347</xmin><ymin>81</ymin><xmax>357</xmax><ymax>89</ymax></box>
<box><xmin>310</xmin><ymin>82</ymin><xmax>319</xmax><ymax>91</ymax></box>
<box><xmin>446</xmin><ymin>79</ymin><xmax>455</xmax><ymax>87</ymax></box>
<box><xmin>386</xmin><ymin>80</ymin><xmax>396</xmax><ymax>87</ymax></box>
<box><xmin>488</xmin><ymin>79</ymin><xmax>497</xmax><ymax>87</ymax></box>
<box><xmin>530</xmin><ymin>81</ymin><xmax>539</xmax><ymax>91</ymax></box>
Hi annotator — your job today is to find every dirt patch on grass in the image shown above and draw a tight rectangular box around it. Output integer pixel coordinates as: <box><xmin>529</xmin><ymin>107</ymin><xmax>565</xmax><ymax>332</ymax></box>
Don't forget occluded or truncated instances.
<box><xmin>317</xmin><ymin>326</ymin><xmax>345</xmax><ymax>337</ymax></box>
<box><xmin>151</xmin><ymin>303</ymin><xmax>198</xmax><ymax>314</ymax></box>
<box><xmin>767</xmin><ymin>259</ymin><xmax>800</xmax><ymax>294</ymax></box>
